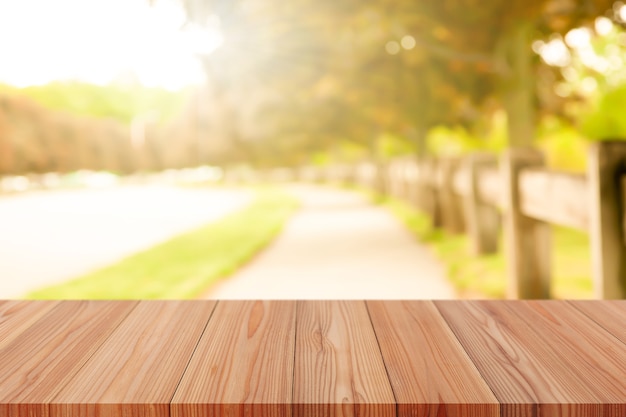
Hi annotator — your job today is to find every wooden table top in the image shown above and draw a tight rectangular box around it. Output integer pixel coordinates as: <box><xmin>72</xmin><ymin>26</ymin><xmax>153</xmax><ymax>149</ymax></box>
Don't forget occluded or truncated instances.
<box><xmin>0</xmin><ymin>300</ymin><xmax>624</xmax><ymax>417</ymax></box>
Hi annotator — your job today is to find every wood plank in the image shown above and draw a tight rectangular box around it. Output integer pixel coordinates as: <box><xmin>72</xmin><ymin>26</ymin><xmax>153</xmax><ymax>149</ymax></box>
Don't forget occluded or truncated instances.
<box><xmin>452</xmin><ymin>163</ymin><xmax>470</xmax><ymax>197</ymax></box>
<box><xmin>438</xmin><ymin>158</ymin><xmax>465</xmax><ymax>234</ymax></box>
<box><xmin>509</xmin><ymin>301</ymin><xmax>626</xmax><ymax>400</ymax></box>
<box><xmin>171</xmin><ymin>300</ymin><xmax>296</xmax><ymax>417</ymax></box>
<box><xmin>452</xmin><ymin>159</ymin><xmax>502</xmax><ymax>210</ymax></box>
<box><xmin>404</xmin><ymin>160</ymin><xmax>421</xmax><ymax>206</ymax></box>
<box><xmin>436</xmin><ymin>300</ymin><xmax>622</xmax><ymax>417</ymax></box>
<box><xmin>587</xmin><ymin>141</ymin><xmax>626</xmax><ymax>299</ymax></box>
<box><xmin>295</xmin><ymin>301</ymin><xmax>395</xmax><ymax>417</ymax></box>
<box><xmin>519</xmin><ymin>169</ymin><xmax>588</xmax><ymax>231</ymax></box>
<box><xmin>421</xmin><ymin>158</ymin><xmax>443</xmax><ymax>227</ymax></box>
<box><xmin>501</xmin><ymin>148</ymin><xmax>551</xmax><ymax>299</ymax></box>
<box><xmin>463</xmin><ymin>154</ymin><xmax>500</xmax><ymax>255</ymax></box>
<box><xmin>569</xmin><ymin>300</ymin><xmax>626</xmax><ymax>344</ymax></box>
<box><xmin>403</xmin><ymin>159</ymin><xmax>420</xmax><ymax>202</ymax></box>
<box><xmin>1</xmin><ymin>300</ymin><xmax>623</xmax><ymax>416</ymax></box>
<box><xmin>51</xmin><ymin>300</ymin><xmax>215</xmax><ymax>417</ymax></box>
<box><xmin>0</xmin><ymin>301</ymin><xmax>137</xmax><ymax>417</ymax></box>
<box><xmin>477</xmin><ymin>167</ymin><xmax>501</xmax><ymax>208</ymax></box>
<box><xmin>506</xmin><ymin>301</ymin><xmax>626</xmax><ymax>416</ymax></box>
<box><xmin>0</xmin><ymin>300</ymin><xmax>58</xmax><ymax>350</ymax></box>
<box><xmin>367</xmin><ymin>300</ymin><xmax>498</xmax><ymax>417</ymax></box>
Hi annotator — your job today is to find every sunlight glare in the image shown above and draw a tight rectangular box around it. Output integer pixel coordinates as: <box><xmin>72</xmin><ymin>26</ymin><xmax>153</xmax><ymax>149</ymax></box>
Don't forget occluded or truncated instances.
<box><xmin>564</xmin><ymin>28</ymin><xmax>591</xmax><ymax>49</ymax></box>
<box><xmin>538</xmin><ymin>38</ymin><xmax>571</xmax><ymax>67</ymax></box>
<box><xmin>554</xmin><ymin>82</ymin><xmax>571</xmax><ymax>98</ymax></box>
<box><xmin>531</xmin><ymin>40</ymin><xmax>545</xmax><ymax>54</ymax></box>
<box><xmin>385</xmin><ymin>41</ymin><xmax>400</xmax><ymax>55</ymax></box>
<box><xmin>578</xmin><ymin>46</ymin><xmax>610</xmax><ymax>73</ymax></box>
<box><xmin>0</xmin><ymin>0</ymin><xmax>217</xmax><ymax>90</ymax></box>
<box><xmin>561</xmin><ymin>66</ymin><xmax>577</xmax><ymax>82</ymax></box>
<box><xmin>401</xmin><ymin>35</ymin><xmax>416</xmax><ymax>50</ymax></box>
<box><xmin>619</xmin><ymin>4</ymin><xmax>626</xmax><ymax>22</ymax></box>
<box><xmin>580</xmin><ymin>76</ymin><xmax>598</xmax><ymax>95</ymax></box>
<box><xmin>182</xmin><ymin>23</ymin><xmax>224</xmax><ymax>55</ymax></box>
<box><xmin>595</xmin><ymin>17</ymin><xmax>613</xmax><ymax>36</ymax></box>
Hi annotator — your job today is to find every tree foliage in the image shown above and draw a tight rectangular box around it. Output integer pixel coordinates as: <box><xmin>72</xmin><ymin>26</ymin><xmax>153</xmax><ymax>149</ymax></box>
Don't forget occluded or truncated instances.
<box><xmin>0</xmin><ymin>86</ymin><xmax>226</xmax><ymax>175</ymax></box>
<box><xmin>2</xmin><ymin>1</ymin><xmax>621</xmax><ymax>176</ymax></box>
<box><xmin>174</xmin><ymin>0</ymin><xmax>617</xmax><ymax>164</ymax></box>
<box><xmin>0</xmin><ymin>82</ymin><xmax>190</xmax><ymax>124</ymax></box>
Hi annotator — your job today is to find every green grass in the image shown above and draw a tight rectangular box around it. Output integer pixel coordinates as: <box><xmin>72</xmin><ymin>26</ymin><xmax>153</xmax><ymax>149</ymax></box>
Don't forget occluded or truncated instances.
<box><xmin>552</xmin><ymin>227</ymin><xmax>594</xmax><ymax>299</ymax></box>
<box><xmin>27</xmin><ymin>189</ymin><xmax>298</xmax><ymax>299</ymax></box>
<box><xmin>379</xmin><ymin>195</ymin><xmax>594</xmax><ymax>299</ymax></box>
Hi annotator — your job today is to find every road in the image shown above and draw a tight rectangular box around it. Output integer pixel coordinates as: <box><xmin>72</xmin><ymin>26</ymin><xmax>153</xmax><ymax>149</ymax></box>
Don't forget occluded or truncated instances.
<box><xmin>205</xmin><ymin>185</ymin><xmax>455</xmax><ymax>299</ymax></box>
<box><xmin>0</xmin><ymin>185</ymin><xmax>251</xmax><ymax>298</ymax></box>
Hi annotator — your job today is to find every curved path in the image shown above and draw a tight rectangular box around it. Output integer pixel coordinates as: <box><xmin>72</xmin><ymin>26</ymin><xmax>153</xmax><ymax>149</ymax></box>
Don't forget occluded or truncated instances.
<box><xmin>205</xmin><ymin>185</ymin><xmax>455</xmax><ymax>299</ymax></box>
<box><xmin>0</xmin><ymin>185</ymin><xmax>251</xmax><ymax>298</ymax></box>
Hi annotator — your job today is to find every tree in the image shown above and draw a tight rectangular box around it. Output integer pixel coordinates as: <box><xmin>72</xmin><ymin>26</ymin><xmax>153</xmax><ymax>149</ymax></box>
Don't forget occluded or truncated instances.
<box><xmin>373</xmin><ymin>0</ymin><xmax>615</xmax><ymax>146</ymax></box>
<box><xmin>170</xmin><ymin>0</ymin><xmax>617</xmax><ymax>168</ymax></box>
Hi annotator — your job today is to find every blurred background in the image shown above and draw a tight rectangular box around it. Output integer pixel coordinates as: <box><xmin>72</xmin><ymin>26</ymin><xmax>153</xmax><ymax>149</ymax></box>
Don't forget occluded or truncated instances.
<box><xmin>1</xmin><ymin>0</ymin><xmax>625</xmax><ymax>300</ymax></box>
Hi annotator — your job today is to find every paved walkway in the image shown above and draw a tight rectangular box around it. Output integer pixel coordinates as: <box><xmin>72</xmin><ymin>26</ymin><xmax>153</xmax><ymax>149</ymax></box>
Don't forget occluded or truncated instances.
<box><xmin>205</xmin><ymin>185</ymin><xmax>455</xmax><ymax>299</ymax></box>
<box><xmin>0</xmin><ymin>185</ymin><xmax>251</xmax><ymax>298</ymax></box>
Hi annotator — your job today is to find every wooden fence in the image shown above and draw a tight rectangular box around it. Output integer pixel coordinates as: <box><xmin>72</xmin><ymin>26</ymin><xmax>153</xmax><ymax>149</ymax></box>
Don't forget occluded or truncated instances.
<box><xmin>227</xmin><ymin>142</ymin><xmax>626</xmax><ymax>300</ymax></box>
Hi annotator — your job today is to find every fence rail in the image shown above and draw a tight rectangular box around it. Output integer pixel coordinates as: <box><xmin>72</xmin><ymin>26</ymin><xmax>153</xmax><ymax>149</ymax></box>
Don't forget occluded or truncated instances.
<box><xmin>518</xmin><ymin>169</ymin><xmax>588</xmax><ymax>231</ymax></box>
<box><xmin>232</xmin><ymin>142</ymin><xmax>626</xmax><ymax>299</ymax></box>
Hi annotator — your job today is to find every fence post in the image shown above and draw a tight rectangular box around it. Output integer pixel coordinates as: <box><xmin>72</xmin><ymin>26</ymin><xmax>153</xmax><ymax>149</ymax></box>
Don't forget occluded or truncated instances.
<box><xmin>372</xmin><ymin>161</ymin><xmax>387</xmax><ymax>195</ymax></box>
<box><xmin>361</xmin><ymin>162</ymin><xmax>371</xmax><ymax>189</ymax></box>
<box><xmin>420</xmin><ymin>158</ymin><xmax>442</xmax><ymax>228</ymax></box>
<box><xmin>394</xmin><ymin>160</ymin><xmax>405</xmax><ymax>200</ymax></box>
<box><xmin>502</xmin><ymin>148</ymin><xmax>551</xmax><ymax>299</ymax></box>
<box><xmin>438</xmin><ymin>158</ymin><xmax>465</xmax><ymax>234</ymax></box>
<box><xmin>413</xmin><ymin>159</ymin><xmax>427</xmax><ymax>211</ymax></box>
<box><xmin>588</xmin><ymin>141</ymin><xmax>626</xmax><ymax>299</ymax></box>
<box><xmin>323</xmin><ymin>165</ymin><xmax>334</xmax><ymax>184</ymax></box>
<box><xmin>353</xmin><ymin>162</ymin><xmax>366</xmax><ymax>189</ymax></box>
<box><xmin>406</xmin><ymin>159</ymin><xmax>420</xmax><ymax>207</ymax></box>
<box><xmin>464</xmin><ymin>154</ymin><xmax>500</xmax><ymax>255</ymax></box>
<box><xmin>399</xmin><ymin>161</ymin><xmax>408</xmax><ymax>201</ymax></box>
<box><xmin>387</xmin><ymin>161</ymin><xmax>399</xmax><ymax>198</ymax></box>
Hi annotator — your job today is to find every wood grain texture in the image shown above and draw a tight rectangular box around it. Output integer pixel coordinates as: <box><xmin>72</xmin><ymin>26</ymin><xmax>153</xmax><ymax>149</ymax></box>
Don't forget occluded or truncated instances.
<box><xmin>435</xmin><ymin>300</ymin><xmax>621</xmax><ymax>417</ymax></box>
<box><xmin>51</xmin><ymin>300</ymin><xmax>215</xmax><ymax>417</ymax></box>
<box><xmin>505</xmin><ymin>301</ymin><xmax>626</xmax><ymax>406</ymax></box>
<box><xmin>519</xmin><ymin>169</ymin><xmax>588</xmax><ymax>231</ymax></box>
<box><xmin>0</xmin><ymin>301</ymin><xmax>137</xmax><ymax>417</ymax></box>
<box><xmin>367</xmin><ymin>301</ymin><xmax>498</xmax><ymax>417</ymax></box>
<box><xmin>0</xmin><ymin>300</ymin><xmax>58</xmax><ymax>350</ymax></box>
<box><xmin>570</xmin><ymin>300</ymin><xmax>626</xmax><ymax>344</ymax></box>
<box><xmin>171</xmin><ymin>300</ymin><xmax>296</xmax><ymax>417</ymax></box>
<box><xmin>1</xmin><ymin>300</ymin><xmax>624</xmax><ymax>417</ymax></box>
<box><xmin>294</xmin><ymin>301</ymin><xmax>395</xmax><ymax>417</ymax></box>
